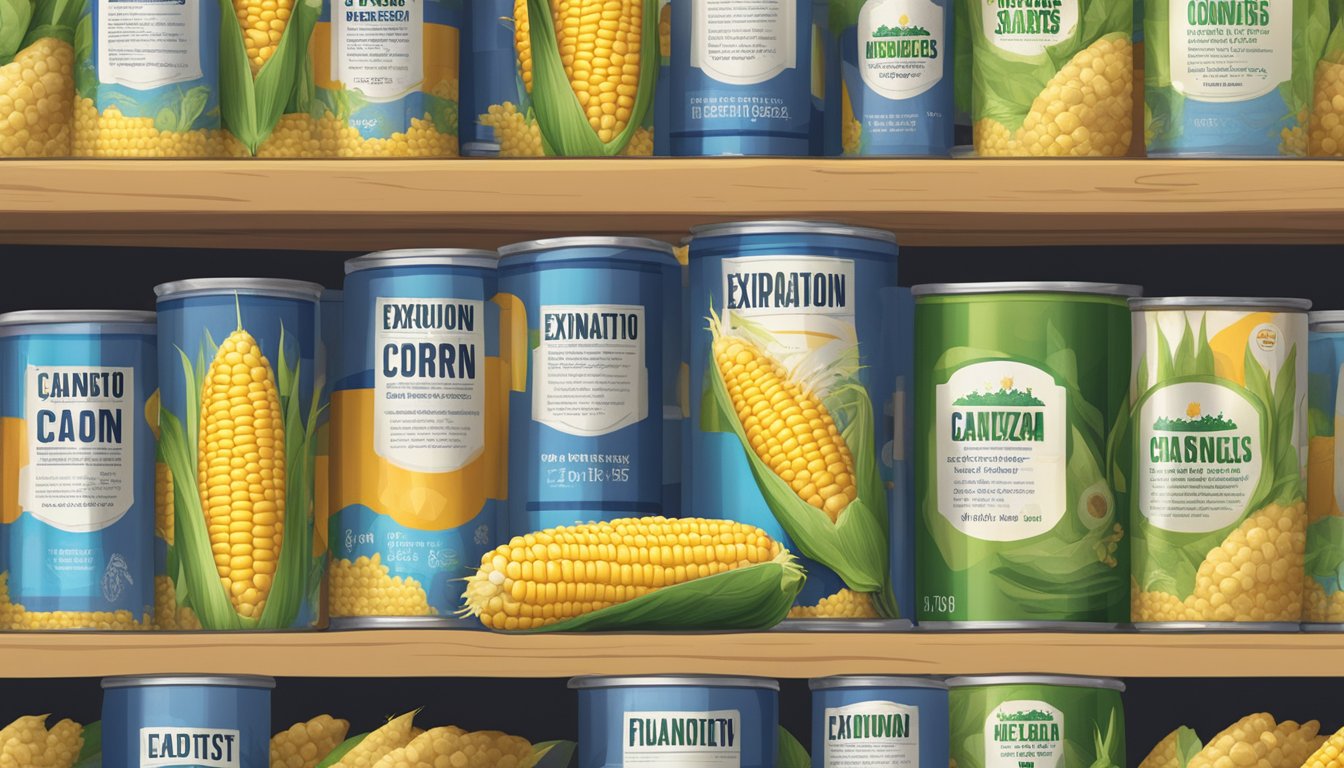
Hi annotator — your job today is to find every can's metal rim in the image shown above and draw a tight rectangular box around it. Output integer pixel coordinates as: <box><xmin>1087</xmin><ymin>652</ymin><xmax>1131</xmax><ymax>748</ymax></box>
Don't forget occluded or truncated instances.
<box><xmin>154</xmin><ymin>278</ymin><xmax>324</xmax><ymax>301</ymax></box>
<box><xmin>0</xmin><ymin>310</ymin><xmax>156</xmax><ymax>329</ymax></box>
<box><xmin>1130</xmin><ymin>296</ymin><xmax>1312</xmax><ymax>312</ymax></box>
<box><xmin>945</xmin><ymin>674</ymin><xmax>1125</xmax><ymax>692</ymax></box>
<box><xmin>568</xmin><ymin>675</ymin><xmax>780</xmax><ymax>692</ymax></box>
<box><xmin>912</xmin><ymin>281</ymin><xmax>1142</xmax><ymax>298</ymax></box>
<box><xmin>810</xmin><ymin>676</ymin><xmax>949</xmax><ymax>691</ymax></box>
<box><xmin>345</xmin><ymin>249</ymin><xmax>500</xmax><ymax>274</ymax></box>
<box><xmin>1309</xmin><ymin>310</ymin><xmax>1344</xmax><ymax>326</ymax></box>
<box><xmin>497</xmin><ymin>237</ymin><xmax>678</xmax><ymax>260</ymax></box>
<box><xmin>102</xmin><ymin>674</ymin><xmax>277</xmax><ymax>690</ymax></box>
<box><xmin>320</xmin><ymin>289</ymin><xmax>344</xmax><ymax>301</ymax></box>
<box><xmin>689</xmin><ymin>220</ymin><xmax>898</xmax><ymax>245</ymax></box>
<box><xmin>327</xmin><ymin>616</ymin><xmax>474</xmax><ymax>629</ymax></box>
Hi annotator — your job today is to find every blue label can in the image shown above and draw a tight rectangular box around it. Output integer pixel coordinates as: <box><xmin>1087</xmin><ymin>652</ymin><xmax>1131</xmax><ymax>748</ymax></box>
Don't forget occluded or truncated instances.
<box><xmin>835</xmin><ymin>0</ymin><xmax>953</xmax><ymax>156</ymax></box>
<box><xmin>0</xmin><ymin>311</ymin><xmax>156</xmax><ymax>630</ymax></box>
<box><xmin>462</xmin><ymin>0</ymin><xmax>520</xmax><ymax>156</ymax></box>
<box><xmin>102</xmin><ymin>674</ymin><xmax>273</xmax><ymax>767</ymax></box>
<box><xmin>155</xmin><ymin>278</ymin><xmax>324</xmax><ymax>632</ymax></box>
<box><xmin>1306</xmin><ymin>310</ymin><xmax>1344</xmax><ymax>629</ymax></box>
<box><xmin>497</xmin><ymin>237</ymin><xmax>677</xmax><ymax>534</ymax></box>
<box><xmin>670</xmin><ymin>0</ymin><xmax>813</xmax><ymax>155</ymax></box>
<box><xmin>571</xmin><ymin>675</ymin><xmax>779</xmax><ymax>768</ymax></box>
<box><xmin>687</xmin><ymin>220</ymin><xmax>909</xmax><ymax>627</ymax></box>
<box><xmin>809</xmin><ymin>676</ymin><xmax>948</xmax><ymax>768</ymax></box>
<box><xmin>331</xmin><ymin>249</ymin><xmax>504</xmax><ymax>628</ymax></box>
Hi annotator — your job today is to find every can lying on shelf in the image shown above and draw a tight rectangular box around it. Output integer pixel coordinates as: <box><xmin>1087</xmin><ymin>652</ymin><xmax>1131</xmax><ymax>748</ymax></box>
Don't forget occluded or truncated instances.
<box><xmin>155</xmin><ymin>278</ymin><xmax>324</xmax><ymax>632</ymax></box>
<box><xmin>330</xmin><ymin>250</ymin><xmax>504</xmax><ymax>629</ymax></box>
<box><xmin>687</xmin><ymin>220</ymin><xmax>907</xmax><ymax>628</ymax></box>
<box><xmin>1306</xmin><ymin>310</ymin><xmax>1344</xmax><ymax>630</ymax></box>
<box><xmin>948</xmin><ymin>675</ymin><xmax>1126</xmax><ymax>768</ymax></box>
<box><xmin>914</xmin><ymin>282</ymin><xmax>1138</xmax><ymax>629</ymax></box>
<box><xmin>571</xmin><ymin>675</ymin><xmax>779</xmax><ymax>768</ymax></box>
<box><xmin>0</xmin><ymin>311</ymin><xmax>157</xmax><ymax>631</ymax></box>
<box><xmin>497</xmin><ymin>237</ymin><xmax>677</xmax><ymax>535</ymax></box>
<box><xmin>809</xmin><ymin>676</ymin><xmax>949</xmax><ymax>768</ymax></box>
<box><xmin>102</xmin><ymin>674</ymin><xmax>273</xmax><ymax>766</ymax></box>
<box><xmin>1130</xmin><ymin>297</ymin><xmax>1310</xmax><ymax>630</ymax></box>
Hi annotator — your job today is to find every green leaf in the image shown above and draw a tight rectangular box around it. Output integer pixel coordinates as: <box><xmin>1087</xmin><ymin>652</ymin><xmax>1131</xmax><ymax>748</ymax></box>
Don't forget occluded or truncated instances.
<box><xmin>1156</xmin><ymin>324</ymin><xmax>1176</xmax><ymax>385</ymax></box>
<box><xmin>1174</xmin><ymin>318</ymin><xmax>1195</xmax><ymax>378</ymax></box>
<box><xmin>0</xmin><ymin>0</ymin><xmax>34</xmax><ymax>64</ymax></box>
<box><xmin>516</xmin><ymin>554</ymin><xmax>804</xmax><ymax>633</ymax></box>
<box><xmin>74</xmin><ymin>12</ymin><xmax>94</xmax><ymax>97</ymax></box>
<box><xmin>218</xmin><ymin>0</ymin><xmax>260</xmax><ymax>150</ymax></box>
<box><xmin>526</xmin><ymin>740</ymin><xmax>577</xmax><ymax>768</ymax></box>
<box><xmin>155</xmin><ymin>105</ymin><xmax>179</xmax><ymax>132</ymax></box>
<box><xmin>1195</xmin><ymin>316</ymin><xmax>1215</xmax><ymax>377</ymax></box>
<box><xmin>777</xmin><ymin>727</ymin><xmax>811</xmax><ymax>768</ymax></box>
<box><xmin>1305</xmin><ymin>516</ymin><xmax>1344</xmax><ymax>579</ymax></box>
<box><xmin>1290</xmin><ymin>0</ymin><xmax>1332</xmax><ymax>117</ymax></box>
<box><xmin>75</xmin><ymin>720</ymin><xmax>101</xmax><ymax>763</ymax></box>
<box><xmin>176</xmin><ymin>85</ymin><xmax>210</xmax><ymax>131</ymax></box>
<box><xmin>315</xmin><ymin>733</ymin><xmax>367</xmax><ymax>768</ymax></box>
<box><xmin>1176</xmin><ymin>726</ymin><xmax>1203</xmax><ymax>768</ymax></box>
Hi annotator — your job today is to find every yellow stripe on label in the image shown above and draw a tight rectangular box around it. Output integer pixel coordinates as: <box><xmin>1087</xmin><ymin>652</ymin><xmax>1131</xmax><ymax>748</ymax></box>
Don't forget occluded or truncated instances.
<box><xmin>2</xmin><ymin>417</ymin><xmax>25</xmax><ymax>524</ymax></box>
<box><xmin>1208</xmin><ymin>311</ymin><xmax>1272</xmax><ymax>386</ymax></box>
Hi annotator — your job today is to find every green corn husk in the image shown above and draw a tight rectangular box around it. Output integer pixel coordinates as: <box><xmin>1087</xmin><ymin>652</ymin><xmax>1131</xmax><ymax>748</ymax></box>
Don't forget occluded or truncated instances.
<box><xmin>0</xmin><ymin>0</ymin><xmax>34</xmax><ymax>65</ymax></box>
<box><xmin>777</xmin><ymin>727</ymin><xmax>811</xmax><ymax>768</ymax></box>
<box><xmin>219</xmin><ymin>0</ymin><xmax>321</xmax><ymax>153</ymax></box>
<box><xmin>314</xmin><ymin>732</ymin><xmax>366</xmax><ymax>768</ymax></box>
<box><xmin>70</xmin><ymin>720</ymin><xmax>100</xmax><ymax>768</ymax></box>
<box><xmin>524</xmin><ymin>0</ymin><xmax>657</xmax><ymax>155</ymax></box>
<box><xmin>527</xmin><ymin>740</ymin><xmax>578</xmax><ymax>768</ymax></box>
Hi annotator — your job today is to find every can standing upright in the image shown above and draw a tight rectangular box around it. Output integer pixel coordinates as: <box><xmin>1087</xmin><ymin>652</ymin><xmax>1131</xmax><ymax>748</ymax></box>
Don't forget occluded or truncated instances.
<box><xmin>1306</xmin><ymin>311</ymin><xmax>1344</xmax><ymax>629</ymax></box>
<box><xmin>809</xmin><ymin>676</ymin><xmax>948</xmax><ymax>768</ymax></box>
<box><xmin>687</xmin><ymin>221</ymin><xmax>906</xmax><ymax>626</ymax></box>
<box><xmin>155</xmin><ymin>279</ymin><xmax>324</xmax><ymax>631</ymax></box>
<box><xmin>948</xmin><ymin>675</ymin><xmax>1126</xmax><ymax>768</ymax></box>
<box><xmin>330</xmin><ymin>250</ymin><xmax>504</xmax><ymax>628</ymax></box>
<box><xmin>1130</xmin><ymin>297</ymin><xmax>1310</xmax><ymax>629</ymax></box>
<box><xmin>0</xmin><ymin>311</ymin><xmax>156</xmax><ymax>630</ymax></box>
<box><xmin>102</xmin><ymin>674</ymin><xmax>273</xmax><ymax>767</ymax></box>
<box><xmin>671</xmin><ymin>0</ymin><xmax>813</xmax><ymax>154</ymax></box>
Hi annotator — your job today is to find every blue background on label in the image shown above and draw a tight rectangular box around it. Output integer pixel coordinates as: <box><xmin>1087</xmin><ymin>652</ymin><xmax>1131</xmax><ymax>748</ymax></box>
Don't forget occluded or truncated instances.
<box><xmin>103</xmin><ymin>681</ymin><xmax>271</xmax><ymax>767</ymax></box>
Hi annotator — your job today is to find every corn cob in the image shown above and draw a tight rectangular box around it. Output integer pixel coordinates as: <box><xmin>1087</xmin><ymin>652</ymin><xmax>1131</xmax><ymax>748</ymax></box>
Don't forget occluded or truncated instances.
<box><xmin>1188</xmin><ymin>713</ymin><xmax>1280</xmax><ymax>768</ymax></box>
<box><xmin>788</xmin><ymin>588</ymin><xmax>879</xmax><ymax>619</ymax></box>
<box><xmin>1014</xmin><ymin>34</ymin><xmax>1132</xmax><ymax>156</ymax></box>
<box><xmin>330</xmin><ymin>554</ymin><xmax>435</xmax><ymax>618</ymax></box>
<box><xmin>1138</xmin><ymin>728</ymin><xmax>1182</xmax><ymax>768</ymax></box>
<box><xmin>1303</xmin><ymin>725</ymin><xmax>1344</xmax><ymax>768</ymax></box>
<box><xmin>479</xmin><ymin>103</ymin><xmax>545</xmax><ymax>156</ymax></box>
<box><xmin>234</xmin><ymin>0</ymin><xmax>293</xmax><ymax>75</ymax></box>
<box><xmin>712</xmin><ymin>334</ymin><xmax>857</xmax><ymax>521</ymax></box>
<box><xmin>514</xmin><ymin>0</ymin><xmax>645</xmax><ymax>142</ymax></box>
<box><xmin>0</xmin><ymin>37</ymin><xmax>75</xmax><ymax>157</ymax></box>
<box><xmin>1310</xmin><ymin>59</ymin><xmax>1344</xmax><ymax>156</ymax></box>
<box><xmin>333</xmin><ymin>712</ymin><xmax>417</xmax><ymax>768</ymax></box>
<box><xmin>1184</xmin><ymin>501</ymin><xmax>1306</xmax><ymax>623</ymax></box>
<box><xmin>1272</xmin><ymin>719</ymin><xmax>1324</xmax><ymax>767</ymax></box>
<box><xmin>1304</xmin><ymin>578</ymin><xmax>1344</xmax><ymax>623</ymax></box>
<box><xmin>157</xmin><ymin>461</ymin><xmax>175</xmax><ymax>543</ymax></box>
<box><xmin>199</xmin><ymin>326</ymin><xmax>286</xmax><ymax>620</ymax></box>
<box><xmin>0</xmin><ymin>715</ymin><xmax>83</xmax><ymax>768</ymax></box>
<box><xmin>154</xmin><ymin>575</ymin><xmax>203</xmax><ymax>631</ymax></box>
<box><xmin>619</xmin><ymin>125</ymin><xmax>653</xmax><ymax>156</ymax></box>
<box><xmin>462</xmin><ymin>516</ymin><xmax>784</xmax><ymax>630</ymax></box>
<box><xmin>371</xmin><ymin>726</ymin><xmax>532</xmax><ymax>768</ymax></box>
<box><xmin>271</xmin><ymin>715</ymin><xmax>350</xmax><ymax>768</ymax></box>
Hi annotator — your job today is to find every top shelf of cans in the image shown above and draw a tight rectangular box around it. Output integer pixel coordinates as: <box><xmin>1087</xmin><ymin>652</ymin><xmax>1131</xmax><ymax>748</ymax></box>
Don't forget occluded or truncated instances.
<box><xmin>1</xmin><ymin>0</ymin><xmax>1339</xmax><ymax>158</ymax></box>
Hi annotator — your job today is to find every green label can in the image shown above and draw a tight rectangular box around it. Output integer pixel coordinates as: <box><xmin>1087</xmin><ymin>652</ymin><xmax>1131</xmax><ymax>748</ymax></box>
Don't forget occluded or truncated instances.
<box><xmin>948</xmin><ymin>675</ymin><xmax>1126</xmax><ymax>768</ymax></box>
<box><xmin>1130</xmin><ymin>297</ymin><xmax>1310</xmax><ymax>629</ymax></box>
<box><xmin>914</xmin><ymin>282</ymin><xmax>1138</xmax><ymax>627</ymax></box>
<box><xmin>1306</xmin><ymin>310</ymin><xmax>1344</xmax><ymax>628</ymax></box>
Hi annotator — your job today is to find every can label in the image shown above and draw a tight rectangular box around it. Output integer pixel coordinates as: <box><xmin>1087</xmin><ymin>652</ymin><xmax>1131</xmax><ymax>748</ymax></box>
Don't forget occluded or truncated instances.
<box><xmin>332</xmin><ymin>0</ymin><xmax>426</xmax><ymax>98</ymax></box>
<box><xmin>981</xmin><ymin>0</ymin><xmax>1077</xmax><ymax>55</ymax></box>
<box><xmin>96</xmin><ymin>0</ymin><xmax>203</xmax><ymax>88</ymax></box>
<box><xmin>691</xmin><ymin>0</ymin><xmax>797</xmax><ymax>85</ymax></box>
<box><xmin>723</xmin><ymin>256</ymin><xmax>855</xmax><ymax>341</ymax></box>
<box><xmin>984</xmin><ymin>700</ymin><xmax>1064</xmax><ymax>768</ymax></box>
<box><xmin>1169</xmin><ymin>0</ymin><xmax>1287</xmax><ymax>102</ymax></box>
<box><xmin>935</xmin><ymin>361</ymin><xmax>1066</xmax><ymax>541</ymax></box>
<box><xmin>823</xmin><ymin>701</ymin><xmax>919</xmax><ymax>766</ymax></box>
<box><xmin>950</xmin><ymin>683</ymin><xmax>1124</xmax><ymax>768</ymax></box>
<box><xmin>1307</xmin><ymin>327</ymin><xmax>1344</xmax><ymax>621</ymax></box>
<box><xmin>859</xmin><ymin>0</ymin><xmax>943</xmax><ymax>100</ymax></box>
<box><xmin>140</xmin><ymin>727</ymin><xmax>240</xmax><ymax>767</ymax></box>
<box><xmin>623</xmin><ymin>710</ymin><xmax>741</xmax><ymax>766</ymax></box>
<box><xmin>536</xmin><ymin>305</ymin><xmax>647</xmax><ymax>436</ymax></box>
<box><xmin>374</xmin><ymin>297</ymin><xmax>485</xmax><ymax>472</ymax></box>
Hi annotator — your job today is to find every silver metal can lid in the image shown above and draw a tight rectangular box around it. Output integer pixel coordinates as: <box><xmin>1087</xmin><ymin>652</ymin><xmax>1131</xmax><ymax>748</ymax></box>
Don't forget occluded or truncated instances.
<box><xmin>1129</xmin><ymin>296</ymin><xmax>1312</xmax><ymax>312</ymax></box>
<box><xmin>810</xmin><ymin>676</ymin><xmax>949</xmax><ymax>691</ymax></box>
<box><xmin>0</xmin><ymin>310</ymin><xmax>156</xmax><ymax>330</ymax></box>
<box><xmin>154</xmin><ymin>278</ymin><xmax>324</xmax><ymax>302</ymax></box>
<box><xmin>345</xmin><ymin>249</ymin><xmax>499</xmax><ymax>274</ymax></box>
<box><xmin>912</xmin><ymin>281</ymin><xmax>1142</xmax><ymax>298</ymax></box>
<box><xmin>568</xmin><ymin>675</ymin><xmax>780</xmax><ymax>692</ymax></box>
<box><xmin>497</xmin><ymin>236</ymin><xmax>677</xmax><ymax>258</ymax></box>
<box><xmin>1308</xmin><ymin>310</ymin><xmax>1344</xmax><ymax>327</ymax></box>
<box><xmin>946</xmin><ymin>674</ymin><xmax>1125</xmax><ymax>692</ymax></box>
<box><xmin>102</xmin><ymin>674</ymin><xmax>276</xmax><ymax>690</ymax></box>
<box><xmin>689</xmin><ymin>220</ymin><xmax>898</xmax><ymax>245</ymax></box>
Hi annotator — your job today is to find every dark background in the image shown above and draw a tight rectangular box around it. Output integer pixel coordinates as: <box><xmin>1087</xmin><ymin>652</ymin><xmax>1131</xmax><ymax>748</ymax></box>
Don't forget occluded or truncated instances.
<box><xmin>0</xmin><ymin>242</ymin><xmax>1336</xmax><ymax>761</ymax></box>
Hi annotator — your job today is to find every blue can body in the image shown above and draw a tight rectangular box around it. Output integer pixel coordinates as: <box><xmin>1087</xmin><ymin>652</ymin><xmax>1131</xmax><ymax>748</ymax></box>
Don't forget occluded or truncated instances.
<box><xmin>809</xmin><ymin>676</ymin><xmax>949</xmax><ymax>768</ymax></box>
<box><xmin>462</xmin><ymin>0</ymin><xmax>519</xmax><ymax>155</ymax></box>
<box><xmin>687</xmin><ymin>221</ymin><xmax>906</xmax><ymax>623</ymax></box>
<box><xmin>333</xmin><ymin>251</ymin><xmax>503</xmax><ymax>627</ymax></box>
<box><xmin>670</xmin><ymin>0</ymin><xmax>813</xmax><ymax>155</ymax></box>
<box><xmin>498</xmin><ymin>238</ymin><xmax>676</xmax><ymax>534</ymax></box>
<box><xmin>102</xmin><ymin>675</ymin><xmax>273</xmax><ymax>767</ymax></box>
<box><xmin>662</xmin><ymin>250</ymin><xmax>687</xmax><ymax>519</ymax></box>
<box><xmin>0</xmin><ymin>312</ymin><xmax>156</xmax><ymax>627</ymax></box>
<box><xmin>572</xmin><ymin>675</ymin><xmax>779</xmax><ymax>768</ymax></box>
<box><xmin>891</xmin><ymin>287</ymin><xmax>915</xmax><ymax>620</ymax></box>
<box><xmin>837</xmin><ymin>0</ymin><xmax>953</xmax><ymax>156</ymax></box>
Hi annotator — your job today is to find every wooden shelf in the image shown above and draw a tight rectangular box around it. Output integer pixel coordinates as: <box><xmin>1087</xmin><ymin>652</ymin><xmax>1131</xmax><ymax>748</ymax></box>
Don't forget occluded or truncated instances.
<box><xmin>2</xmin><ymin>159</ymin><xmax>1343</xmax><ymax>249</ymax></box>
<box><xmin>2</xmin><ymin>631</ymin><xmax>1339</xmax><ymax>679</ymax></box>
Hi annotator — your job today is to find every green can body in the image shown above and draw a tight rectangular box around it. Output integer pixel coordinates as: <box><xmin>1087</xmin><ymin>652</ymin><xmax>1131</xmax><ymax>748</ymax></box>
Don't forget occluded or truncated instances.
<box><xmin>948</xmin><ymin>675</ymin><xmax>1126</xmax><ymax>768</ymax></box>
<box><xmin>914</xmin><ymin>282</ymin><xmax>1137</xmax><ymax>626</ymax></box>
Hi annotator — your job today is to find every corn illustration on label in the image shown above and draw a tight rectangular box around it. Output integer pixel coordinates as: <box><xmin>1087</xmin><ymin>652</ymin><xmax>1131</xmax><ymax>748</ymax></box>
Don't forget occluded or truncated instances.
<box><xmin>1130</xmin><ymin>305</ymin><xmax>1309</xmax><ymax>625</ymax></box>
<box><xmin>622</xmin><ymin>710</ymin><xmax>741</xmax><ymax>764</ymax></box>
<box><xmin>821</xmin><ymin>701</ymin><xmax>919</xmax><ymax>766</ymax></box>
<box><xmin>0</xmin><ymin>0</ymin><xmax>80</xmax><ymax>157</ymax></box>
<box><xmin>949</xmin><ymin>680</ymin><xmax>1124</xmax><ymax>768</ymax></box>
<box><xmin>916</xmin><ymin>287</ymin><xmax>1131</xmax><ymax>625</ymax></box>
<box><xmin>102</xmin><ymin>677</ymin><xmax>272</xmax><ymax>768</ymax></box>
<box><xmin>1305</xmin><ymin>319</ymin><xmax>1344</xmax><ymax>623</ymax></box>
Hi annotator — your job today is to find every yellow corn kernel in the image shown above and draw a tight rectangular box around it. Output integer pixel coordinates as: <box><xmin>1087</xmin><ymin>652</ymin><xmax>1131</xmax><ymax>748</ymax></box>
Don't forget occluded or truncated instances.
<box><xmin>1131</xmin><ymin>578</ymin><xmax>1188</xmax><ymax>623</ymax></box>
<box><xmin>1138</xmin><ymin>728</ymin><xmax>1182</xmax><ymax>768</ymax></box>
<box><xmin>479</xmin><ymin>102</ymin><xmax>545</xmax><ymax>156</ymax></box>
<box><xmin>788</xmin><ymin>588</ymin><xmax>879</xmax><ymax>619</ymax></box>
<box><xmin>712</xmin><ymin>334</ymin><xmax>857</xmax><ymax>521</ymax></box>
<box><xmin>156</xmin><ymin>461</ymin><xmax>175</xmax><ymax>543</ymax></box>
<box><xmin>336</xmin><ymin>114</ymin><xmax>460</xmax><ymax>158</ymax></box>
<box><xmin>0</xmin><ymin>38</ymin><xmax>75</xmax><ymax>157</ymax></box>
<box><xmin>254</xmin><ymin>114</ymin><xmax>328</xmax><ymax>158</ymax></box>
<box><xmin>1304</xmin><ymin>578</ymin><xmax>1344</xmax><ymax>623</ymax></box>
<box><xmin>0</xmin><ymin>571</ymin><xmax>148</xmax><ymax>631</ymax></box>
<box><xmin>462</xmin><ymin>516</ymin><xmax>784</xmax><ymax>631</ymax></box>
<box><xmin>974</xmin><ymin>119</ymin><xmax>1018</xmax><ymax>156</ymax></box>
<box><xmin>332</xmin><ymin>711</ymin><xmax>417</xmax><ymax>768</ymax></box>
<box><xmin>1311</xmin><ymin>59</ymin><xmax>1344</xmax><ymax>157</ymax></box>
<box><xmin>330</xmin><ymin>554</ymin><xmax>435</xmax><ymax>618</ymax></box>
<box><xmin>154</xmin><ymin>575</ymin><xmax>203</xmax><ymax>631</ymax></box>
<box><xmin>0</xmin><ymin>715</ymin><xmax>84</xmax><ymax>768</ymax></box>
<box><xmin>271</xmin><ymin>715</ymin><xmax>351</xmax><ymax>768</ymax></box>
<box><xmin>370</xmin><ymin>726</ymin><xmax>532</xmax><ymax>768</ymax></box>
<box><xmin>1273</xmin><ymin>719</ymin><xmax>1324</xmax><ymax>768</ymax></box>
<box><xmin>1184</xmin><ymin>501</ymin><xmax>1306</xmax><ymax>623</ymax></box>
<box><xmin>1016</xmin><ymin>34</ymin><xmax>1132</xmax><ymax>157</ymax></box>
<box><xmin>1188</xmin><ymin>713</ymin><xmax>1278</xmax><ymax>768</ymax></box>
<box><xmin>73</xmin><ymin>99</ymin><xmax>223</xmax><ymax>157</ymax></box>
<box><xmin>234</xmin><ymin>0</ymin><xmax>293</xmax><ymax>75</ymax></box>
<box><xmin>1303</xmin><ymin>726</ymin><xmax>1344</xmax><ymax>768</ymax></box>
<box><xmin>199</xmin><ymin>327</ymin><xmax>286</xmax><ymax>620</ymax></box>
<box><xmin>618</xmin><ymin>125</ymin><xmax>653</xmax><ymax>156</ymax></box>
<box><xmin>841</xmin><ymin>82</ymin><xmax>862</xmax><ymax>156</ymax></box>
<box><xmin>1280</xmin><ymin>110</ymin><xmax>1308</xmax><ymax>157</ymax></box>
<box><xmin>514</xmin><ymin>0</ymin><xmax>644</xmax><ymax>143</ymax></box>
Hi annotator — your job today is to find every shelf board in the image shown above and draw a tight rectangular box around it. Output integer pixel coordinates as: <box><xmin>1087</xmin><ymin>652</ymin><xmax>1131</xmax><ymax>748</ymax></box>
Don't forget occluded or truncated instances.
<box><xmin>1</xmin><ymin>631</ymin><xmax>1338</xmax><ymax>679</ymax></box>
<box><xmin>2</xmin><ymin>159</ymin><xmax>1343</xmax><ymax>249</ymax></box>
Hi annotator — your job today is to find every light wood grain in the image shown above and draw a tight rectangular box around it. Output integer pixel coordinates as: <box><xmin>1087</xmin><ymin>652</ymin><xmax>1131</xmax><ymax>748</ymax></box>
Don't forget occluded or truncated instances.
<box><xmin>1</xmin><ymin>159</ymin><xmax>1343</xmax><ymax>249</ymax></box>
<box><xmin>0</xmin><ymin>631</ymin><xmax>1337</xmax><ymax>678</ymax></box>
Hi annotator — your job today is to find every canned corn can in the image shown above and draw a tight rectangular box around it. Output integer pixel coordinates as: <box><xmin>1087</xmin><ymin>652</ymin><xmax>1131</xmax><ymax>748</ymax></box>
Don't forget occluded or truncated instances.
<box><xmin>331</xmin><ymin>250</ymin><xmax>503</xmax><ymax>628</ymax></box>
<box><xmin>809</xmin><ymin>676</ymin><xmax>948</xmax><ymax>768</ymax></box>
<box><xmin>154</xmin><ymin>278</ymin><xmax>324</xmax><ymax>631</ymax></box>
<box><xmin>687</xmin><ymin>220</ymin><xmax>907</xmax><ymax>626</ymax></box>
<box><xmin>0</xmin><ymin>311</ymin><xmax>156</xmax><ymax>631</ymax></box>
<box><xmin>948</xmin><ymin>675</ymin><xmax>1125</xmax><ymax>768</ymax></box>
<box><xmin>313</xmin><ymin>0</ymin><xmax>462</xmax><ymax>157</ymax></box>
<box><xmin>833</xmin><ymin>0</ymin><xmax>953</xmax><ymax>156</ymax></box>
<box><xmin>670</xmin><ymin>0</ymin><xmax>814</xmax><ymax>155</ymax></box>
<box><xmin>663</xmin><ymin>243</ymin><xmax>688</xmax><ymax>516</ymax></box>
<box><xmin>1130</xmin><ymin>297</ymin><xmax>1310</xmax><ymax>629</ymax></box>
<box><xmin>73</xmin><ymin>0</ymin><xmax>222</xmax><ymax>157</ymax></box>
<box><xmin>571</xmin><ymin>675</ymin><xmax>779</xmax><ymax>768</ymax></box>
<box><xmin>914</xmin><ymin>282</ymin><xmax>1139</xmax><ymax>628</ymax></box>
<box><xmin>102</xmin><ymin>674</ymin><xmax>273</xmax><ymax>767</ymax></box>
<box><xmin>308</xmin><ymin>288</ymin><xmax>342</xmax><ymax>628</ymax></box>
<box><xmin>1306</xmin><ymin>310</ymin><xmax>1344</xmax><ymax>629</ymax></box>
<box><xmin>462</xmin><ymin>0</ymin><xmax>520</xmax><ymax>157</ymax></box>
<box><xmin>497</xmin><ymin>238</ymin><xmax>676</xmax><ymax>533</ymax></box>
